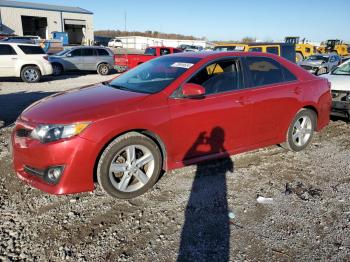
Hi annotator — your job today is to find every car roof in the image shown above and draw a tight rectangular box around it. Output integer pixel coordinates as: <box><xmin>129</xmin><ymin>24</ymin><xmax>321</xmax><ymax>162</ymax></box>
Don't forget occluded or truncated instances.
<box><xmin>170</xmin><ymin>51</ymin><xmax>283</xmax><ymax>59</ymax></box>
<box><xmin>0</xmin><ymin>42</ymin><xmax>40</xmax><ymax>46</ymax></box>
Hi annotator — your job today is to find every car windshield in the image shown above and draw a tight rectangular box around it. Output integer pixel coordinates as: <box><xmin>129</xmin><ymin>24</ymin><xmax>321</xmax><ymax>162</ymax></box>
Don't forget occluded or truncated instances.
<box><xmin>332</xmin><ymin>61</ymin><xmax>350</xmax><ymax>75</ymax></box>
<box><xmin>109</xmin><ymin>56</ymin><xmax>201</xmax><ymax>94</ymax></box>
<box><xmin>306</xmin><ymin>55</ymin><xmax>328</xmax><ymax>62</ymax></box>
<box><xmin>55</xmin><ymin>49</ymin><xmax>70</xmax><ymax>56</ymax></box>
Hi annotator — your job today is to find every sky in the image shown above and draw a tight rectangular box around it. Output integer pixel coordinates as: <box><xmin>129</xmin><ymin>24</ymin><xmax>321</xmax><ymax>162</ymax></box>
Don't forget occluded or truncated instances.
<box><xmin>14</xmin><ymin>0</ymin><xmax>350</xmax><ymax>42</ymax></box>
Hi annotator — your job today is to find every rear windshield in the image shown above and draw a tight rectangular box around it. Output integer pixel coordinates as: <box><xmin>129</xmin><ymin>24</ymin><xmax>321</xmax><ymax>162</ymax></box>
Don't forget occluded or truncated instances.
<box><xmin>109</xmin><ymin>56</ymin><xmax>201</xmax><ymax>94</ymax></box>
<box><xmin>18</xmin><ymin>45</ymin><xmax>45</xmax><ymax>54</ymax></box>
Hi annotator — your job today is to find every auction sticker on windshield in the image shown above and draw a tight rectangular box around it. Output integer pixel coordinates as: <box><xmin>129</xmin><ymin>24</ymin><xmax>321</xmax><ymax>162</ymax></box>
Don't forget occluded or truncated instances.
<box><xmin>171</xmin><ymin>62</ymin><xmax>194</xmax><ymax>69</ymax></box>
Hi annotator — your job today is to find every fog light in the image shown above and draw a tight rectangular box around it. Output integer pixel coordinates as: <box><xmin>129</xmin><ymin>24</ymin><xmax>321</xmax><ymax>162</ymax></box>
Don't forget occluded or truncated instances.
<box><xmin>44</xmin><ymin>166</ymin><xmax>64</xmax><ymax>184</ymax></box>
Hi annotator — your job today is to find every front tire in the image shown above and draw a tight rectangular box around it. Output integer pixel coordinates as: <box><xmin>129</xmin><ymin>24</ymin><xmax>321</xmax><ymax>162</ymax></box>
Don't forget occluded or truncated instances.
<box><xmin>97</xmin><ymin>132</ymin><xmax>162</xmax><ymax>199</ymax></box>
<box><xmin>97</xmin><ymin>63</ymin><xmax>110</xmax><ymax>75</ymax></box>
<box><xmin>21</xmin><ymin>66</ymin><xmax>41</xmax><ymax>83</ymax></box>
<box><xmin>281</xmin><ymin>109</ymin><xmax>316</xmax><ymax>152</ymax></box>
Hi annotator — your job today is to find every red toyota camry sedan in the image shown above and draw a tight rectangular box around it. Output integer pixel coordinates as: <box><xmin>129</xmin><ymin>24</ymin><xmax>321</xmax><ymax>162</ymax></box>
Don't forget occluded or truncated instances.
<box><xmin>12</xmin><ymin>52</ymin><xmax>331</xmax><ymax>199</ymax></box>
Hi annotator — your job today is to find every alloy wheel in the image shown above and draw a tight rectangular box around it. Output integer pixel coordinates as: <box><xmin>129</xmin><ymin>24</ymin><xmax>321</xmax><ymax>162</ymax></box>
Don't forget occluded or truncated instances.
<box><xmin>292</xmin><ymin>115</ymin><xmax>312</xmax><ymax>147</ymax></box>
<box><xmin>108</xmin><ymin>145</ymin><xmax>155</xmax><ymax>192</ymax></box>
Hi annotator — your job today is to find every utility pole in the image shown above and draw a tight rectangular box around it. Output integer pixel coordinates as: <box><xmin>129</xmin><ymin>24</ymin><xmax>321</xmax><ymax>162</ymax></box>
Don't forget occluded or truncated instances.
<box><xmin>124</xmin><ymin>12</ymin><xmax>127</xmax><ymax>32</ymax></box>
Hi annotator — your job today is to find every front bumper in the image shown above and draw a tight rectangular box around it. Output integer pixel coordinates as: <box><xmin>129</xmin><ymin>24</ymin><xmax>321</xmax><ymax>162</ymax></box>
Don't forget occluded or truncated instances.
<box><xmin>12</xmin><ymin>121</ymin><xmax>97</xmax><ymax>195</ymax></box>
<box><xmin>331</xmin><ymin>90</ymin><xmax>350</xmax><ymax>118</ymax></box>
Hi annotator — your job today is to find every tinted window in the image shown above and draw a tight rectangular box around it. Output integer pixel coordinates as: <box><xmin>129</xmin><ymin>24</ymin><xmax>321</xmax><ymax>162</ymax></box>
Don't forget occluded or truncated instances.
<box><xmin>70</xmin><ymin>49</ymin><xmax>82</xmax><ymax>56</ymax></box>
<box><xmin>266</xmin><ymin>47</ymin><xmax>279</xmax><ymax>55</ymax></box>
<box><xmin>0</xmin><ymin>44</ymin><xmax>17</xmax><ymax>55</ymax></box>
<box><xmin>281</xmin><ymin>66</ymin><xmax>297</xmax><ymax>82</ymax></box>
<box><xmin>145</xmin><ymin>48</ymin><xmax>156</xmax><ymax>56</ymax></box>
<box><xmin>246</xmin><ymin>57</ymin><xmax>285</xmax><ymax>87</ymax></box>
<box><xmin>249</xmin><ymin>47</ymin><xmax>262</xmax><ymax>52</ymax></box>
<box><xmin>188</xmin><ymin>60</ymin><xmax>243</xmax><ymax>95</ymax></box>
<box><xmin>160</xmin><ymin>48</ymin><xmax>171</xmax><ymax>56</ymax></box>
<box><xmin>173</xmin><ymin>48</ymin><xmax>182</xmax><ymax>53</ymax></box>
<box><xmin>81</xmin><ymin>48</ymin><xmax>94</xmax><ymax>56</ymax></box>
<box><xmin>97</xmin><ymin>49</ymin><xmax>110</xmax><ymax>56</ymax></box>
<box><xmin>18</xmin><ymin>45</ymin><xmax>45</xmax><ymax>54</ymax></box>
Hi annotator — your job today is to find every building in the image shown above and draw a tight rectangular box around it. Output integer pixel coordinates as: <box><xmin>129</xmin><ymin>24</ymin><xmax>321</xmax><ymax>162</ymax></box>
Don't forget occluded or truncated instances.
<box><xmin>0</xmin><ymin>0</ymin><xmax>93</xmax><ymax>44</ymax></box>
<box><xmin>114</xmin><ymin>36</ymin><xmax>215</xmax><ymax>50</ymax></box>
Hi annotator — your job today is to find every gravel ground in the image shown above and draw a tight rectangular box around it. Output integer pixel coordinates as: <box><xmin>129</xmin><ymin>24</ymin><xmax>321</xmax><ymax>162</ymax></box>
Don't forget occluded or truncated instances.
<box><xmin>0</xmin><ymin>75</ymin><xmax>350</xmax><ymax>261</ymax></box>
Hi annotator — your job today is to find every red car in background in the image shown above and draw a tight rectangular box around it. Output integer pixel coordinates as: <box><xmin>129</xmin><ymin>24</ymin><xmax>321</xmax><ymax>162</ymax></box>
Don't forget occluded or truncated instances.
<box><xmin>114</xmin><ymin>46</ymin><xmax>182</xmax><ymax>72</ymax></box>
<box><xmin>12</xmin><ymin>52</ymin><xmax>331</xmax><ymax>199</ymax></box>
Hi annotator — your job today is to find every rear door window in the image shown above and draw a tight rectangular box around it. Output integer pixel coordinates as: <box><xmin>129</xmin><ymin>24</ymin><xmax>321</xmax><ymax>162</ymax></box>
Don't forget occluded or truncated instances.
<box><xmin>97</xmin><ymin>49</ymin><xmax>110</xmax><ymax>56</ymax></box>
<box><xmin>18</xmin><ymin>45</ymin><xmax>45</xmax><ymax>54</ymax></box>
<box><xmin>0</xmin><ymin>44</ymin><xmax>17</xmax><ymax>55</ymax></box>
<box><xmin>81</xmin><ymin>48</ymin><xmax>95</xmax><ymax>56</ymax></box>
<box><xmin>245</xmin><ymin>56</ymin><xmax>296</xmax><ymax>87</ymax></box>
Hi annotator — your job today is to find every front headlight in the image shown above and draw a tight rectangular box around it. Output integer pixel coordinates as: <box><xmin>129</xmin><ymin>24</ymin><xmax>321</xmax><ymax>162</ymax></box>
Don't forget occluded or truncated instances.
<box><xmin>31</xmin><ymin>122</ymin><xmax>90</xmax><ymax>143</ymax></box>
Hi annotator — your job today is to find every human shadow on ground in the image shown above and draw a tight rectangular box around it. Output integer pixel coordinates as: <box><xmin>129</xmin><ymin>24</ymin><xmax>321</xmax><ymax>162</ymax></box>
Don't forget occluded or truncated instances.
<box><xmin>178</xmin><ymin>127</ymin><xmax>234</xmax><ymax>262</ymax></box>
<box><xmin>0</xmin><ymin>91</ymin><xmax>55</xmax><ymax>126</ymax></box>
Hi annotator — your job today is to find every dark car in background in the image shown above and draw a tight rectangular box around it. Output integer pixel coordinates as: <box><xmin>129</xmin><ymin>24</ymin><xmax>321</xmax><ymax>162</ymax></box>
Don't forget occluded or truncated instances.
<box><xmin>49</xmin><ymin>46</ymin><xmax>115</xmax><ymax>75</ymax></box>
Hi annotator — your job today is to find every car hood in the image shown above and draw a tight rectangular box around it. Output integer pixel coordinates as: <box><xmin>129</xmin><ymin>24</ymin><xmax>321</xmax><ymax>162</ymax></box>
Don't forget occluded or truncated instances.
<box><xmin>300</xmin><ymin>60</ymin><xmax>325</xmax><ymax>66</ymax></box>
<box><xmin>322</xmin><ymin>73</ymin><xmax>350</xmax><ymax>91</ymax></box>
<box><xmin>20</xmin><ymin>83</ymin><xmax>149</xmax><ymax>124</ymax></box>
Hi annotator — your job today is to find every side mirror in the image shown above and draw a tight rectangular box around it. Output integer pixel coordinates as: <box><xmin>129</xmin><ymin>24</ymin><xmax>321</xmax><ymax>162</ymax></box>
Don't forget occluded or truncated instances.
<box><xmin>66</xmin><ymin>53</ymin><xmax>72</xmax><ymax>57</ymax></box>
<box><xmin>182</xmin><ymin>83</ymin><xmax>206</xmax><ymax>98</ymax></box>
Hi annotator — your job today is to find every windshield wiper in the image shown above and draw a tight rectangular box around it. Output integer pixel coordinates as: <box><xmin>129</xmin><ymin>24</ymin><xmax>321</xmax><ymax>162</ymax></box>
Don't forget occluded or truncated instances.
<box><xmin>103</xmin><ymin>82</ymin><xmax>153</xmax><ymax>94</ymax></box>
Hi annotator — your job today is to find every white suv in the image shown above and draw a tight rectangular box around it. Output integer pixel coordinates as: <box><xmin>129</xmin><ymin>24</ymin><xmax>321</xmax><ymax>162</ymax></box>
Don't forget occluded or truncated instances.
<box><xmin>108</xmin><ymin>39</ymin><xmax>123</xmax><ymax>48</ymax></box>
<box><xmin>0</xmin><ymin>42</ymin><xmax>53</xmax><ymax>83</ymax></box>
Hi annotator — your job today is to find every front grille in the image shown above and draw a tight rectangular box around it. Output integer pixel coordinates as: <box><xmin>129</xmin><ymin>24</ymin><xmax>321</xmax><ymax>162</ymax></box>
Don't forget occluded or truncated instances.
<box><xmin>24</xmin><ymin>165</ymin><xmax>45</xmax><ymax>178</ymax></box>
<box><xmin>16</xmin><ymin>128</ymin><xmax>32</xmax><ymax>138</ymax></box>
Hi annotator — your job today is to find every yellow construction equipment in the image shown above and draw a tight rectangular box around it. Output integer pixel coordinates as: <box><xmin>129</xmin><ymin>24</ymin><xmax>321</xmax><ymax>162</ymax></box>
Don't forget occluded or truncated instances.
<box><xmin>285</xmin><ymin>37</ymin><xmax>317</xmax><ymax>62</ymax></box>
<box><xmin>318</xmin><ymin>40</ymin><xmax>350</xmax><ymax>57</ymax></box>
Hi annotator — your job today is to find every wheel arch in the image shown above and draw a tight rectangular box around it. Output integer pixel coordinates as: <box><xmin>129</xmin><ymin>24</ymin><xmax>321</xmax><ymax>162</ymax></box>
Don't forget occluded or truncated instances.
<box><xmin>18</xmin><ymin>64</ymin><xmax>42</xmax><ymax>77</ymax></box>
<box><xmin>93</xmin><ymin>129</ymin><xmax>168</xmax><ymax>182</ymax></box>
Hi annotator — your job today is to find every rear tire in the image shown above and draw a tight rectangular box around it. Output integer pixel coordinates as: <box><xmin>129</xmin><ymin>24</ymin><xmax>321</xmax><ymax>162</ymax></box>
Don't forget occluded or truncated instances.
<box><xmin>20</xmin><ymin>66</ymin><xmax>41</xmax><ymax>83</ymax></box>
<box><xmin>97</xmin><ymin>132</ymin><xmax>162</xmax><ymax>199</ymax></box>
<box><xmin>97</xmin><ymin>63</ymin><xmax>110</xmax><ymax>75</ymax></box>
<box><xmin>281</xmin><ymin>109</ymin><xmax>316</xmax><ymax>152</ymax></box>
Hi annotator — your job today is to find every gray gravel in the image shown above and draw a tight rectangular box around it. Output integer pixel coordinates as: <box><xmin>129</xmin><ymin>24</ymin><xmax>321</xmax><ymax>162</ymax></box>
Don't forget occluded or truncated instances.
<box><xmin>0</xmin><ymin>75</ymin><xmax>350</xmax><ymax>261</ymax></box>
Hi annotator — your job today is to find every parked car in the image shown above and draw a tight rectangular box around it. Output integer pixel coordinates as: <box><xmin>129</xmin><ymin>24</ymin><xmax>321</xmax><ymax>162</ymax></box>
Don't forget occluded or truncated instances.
<box><xmin>299</xmin><ymin>54</ymin><xmax>341</xmax><ymax>75</ymax></box>
<box><xmin>214</xmin><ymin>42</ymin><xmax>296</xmax><ymax>63</ymax></box>
<box><xmin>178</xmin><ymin>44</ymin><xmax>204</xmax><ymax>52</ymax></box>
<box><xmin>12</xmin><ymin>52</ymin><xmax>331</xmax><ymax>199</ymax></box>
<box><xmin>114</xmin><ymin>46</ymin><xmax>183</xmax><ymax>72</ymax></box>
<box><xmin>108</xmin><ymin>38</ymin><xmax>123</xmax><ymax>48</ymax></box>
<box><xmin>322</xmin><ymin>60</ymin><xmax>350</xmax><ymax>120</ymax></box>
<box><xmin>0</xmin><ymin>42</ymin><xmax>52</xmax><ymax>82</ymax></box>
<box><xmin>1</xmin><ymin>35</ymin><xmax>41</xmax><ymax>44</ymax></box>
<box><xmin>49</xmin><ymin>46</ymin><xmax>115</xmax><ymax>75</ymax></box>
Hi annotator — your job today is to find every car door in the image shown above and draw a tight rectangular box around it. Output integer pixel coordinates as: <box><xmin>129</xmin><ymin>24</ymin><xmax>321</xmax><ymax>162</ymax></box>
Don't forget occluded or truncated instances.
<box><xmin>0</xmin><ymin>44</ymin><xmax>18</xmax><ymax>76</ymax></box>
<box><xmin>64</xmin><ymin>48</ymin><xmax>83</xmax><ymax>70</ymax></box>
<box><xmin>242</xmin><ymin>56</ymin><xmax>301</xmax><ymax>145</ymax></box>
<box><xmin>168</xmin><ymin>58</ymin><xmax>252</xmax><ymax>164</ymax></box>
<box><xmin>81</xmin><ymin>48</ymin><xmax>97</xmax><ymax>70</ymax></box>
